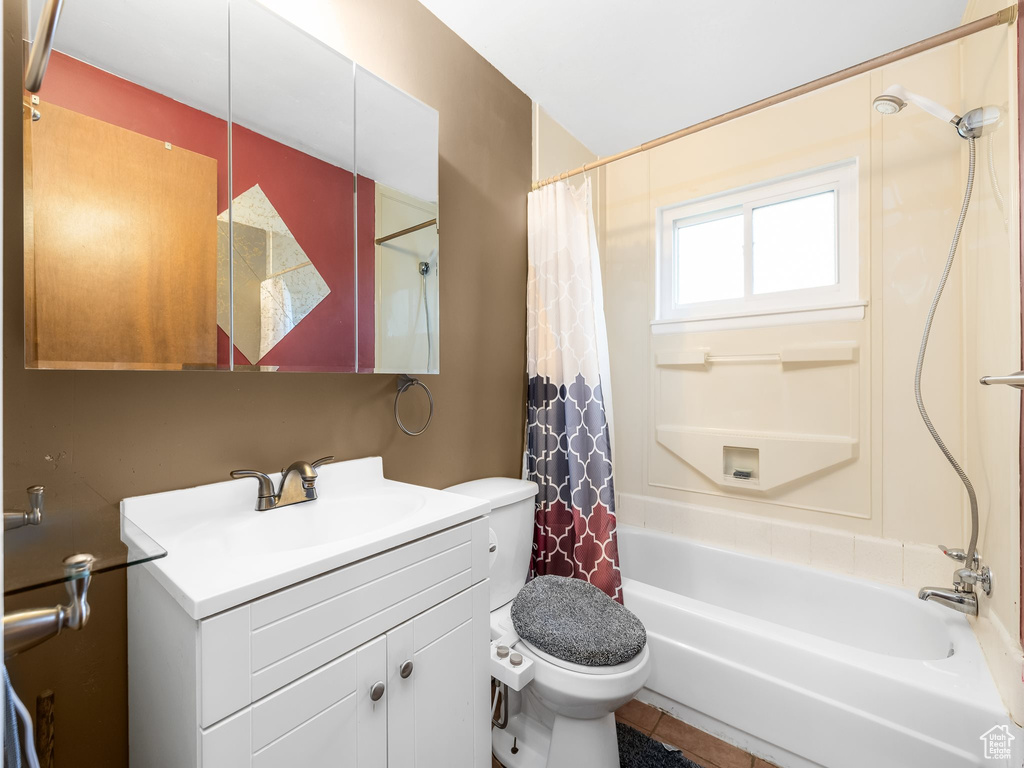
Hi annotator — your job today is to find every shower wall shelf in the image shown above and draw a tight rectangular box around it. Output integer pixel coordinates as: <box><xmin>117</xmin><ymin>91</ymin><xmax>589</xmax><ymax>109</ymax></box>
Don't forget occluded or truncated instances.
<box><xmin>655</xmin><ymin>342</ymin><xmax>858</xmax><ymax>370</ymax></box>
<box><xmin>655</xmin><ymin>426</ymin><xmax>858</xmax><ymax>492</ymax></box>
<box><xmin>3</xmin><ymin>480</ymin><xmax>166</xmax><ymax>658</ymax></box>
<box><xmin>4</xmin><ymin>480</ymin><xmax>166</xmax><ymax>597</ymax></box>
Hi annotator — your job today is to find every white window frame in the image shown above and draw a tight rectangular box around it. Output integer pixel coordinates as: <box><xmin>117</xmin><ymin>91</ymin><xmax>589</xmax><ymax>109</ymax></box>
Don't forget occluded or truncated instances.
<box><xmin>655</xmin><ymin>160</ymin><xmax>861</xmax><ymax>330</ymax></box>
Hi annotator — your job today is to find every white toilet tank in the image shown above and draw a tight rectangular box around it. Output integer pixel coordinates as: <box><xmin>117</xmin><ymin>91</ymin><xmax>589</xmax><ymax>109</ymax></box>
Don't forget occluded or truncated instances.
<box><xmin>445</xmin><ymin>477</ymin><xmax>538</xmax><ymax>611</ymax></box>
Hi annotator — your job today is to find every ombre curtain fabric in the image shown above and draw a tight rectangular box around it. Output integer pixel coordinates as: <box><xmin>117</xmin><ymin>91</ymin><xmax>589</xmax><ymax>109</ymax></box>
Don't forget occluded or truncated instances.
<box><xmin>526</xmin><ymin>178</ymin><xmax>622</xmax><ymax>602</ymax></box>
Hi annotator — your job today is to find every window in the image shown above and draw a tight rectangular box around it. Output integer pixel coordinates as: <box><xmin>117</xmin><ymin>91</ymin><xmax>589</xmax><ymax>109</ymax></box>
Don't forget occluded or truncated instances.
<box><xmin>657</xmin><ymin>161</ymin><xmax>860</xmax><ymax>329</ymax></box>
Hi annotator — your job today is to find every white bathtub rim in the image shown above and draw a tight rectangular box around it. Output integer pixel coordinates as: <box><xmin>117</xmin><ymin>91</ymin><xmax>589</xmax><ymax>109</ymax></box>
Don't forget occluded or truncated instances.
<box><xmin>623</xmin><ymin>576</ymin><xmax>999</xmax><ymax>710</ymax></box>
<box><xmin>617</xmin><ymin>522</ymin><xmax>957</xmax><ymax>602</ymax></box>
<box><xmin>618</xmin><ymin>525</ymin><xmax>1022</xmax><ymax>767</ymax></box>
<box><xmin>618</xmin><ymin>525</ymin><xmax>1011</xmax><ymax>721</ymax></box>
<box><xmin>627</xmin><ymin>587</ymin><xmax>1011</xmax><ymax>753</ymax></box>
<box><xmin>618</xmin><ymin>524</ymin><xmax>973</xmax><ymax>655</ymax></box>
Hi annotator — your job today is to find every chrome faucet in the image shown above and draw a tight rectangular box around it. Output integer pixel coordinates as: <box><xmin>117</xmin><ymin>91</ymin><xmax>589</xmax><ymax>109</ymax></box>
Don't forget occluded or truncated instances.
<box><xmin>230</xmin><ymin>456</ymin><xmax>334</xmax><ymax>512</ymax></box>
<box><xmin>918</xmin><ymin>545</ymin><xmax>992</xmax><ymax>617</ymax></box>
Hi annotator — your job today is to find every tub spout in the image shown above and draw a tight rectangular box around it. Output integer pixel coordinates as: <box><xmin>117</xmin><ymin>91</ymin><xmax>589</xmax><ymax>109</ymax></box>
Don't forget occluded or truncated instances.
<box><xmin>918</xmin><ymin>586</ymin><xmax>978</xmax><ymax>616</ymax></box>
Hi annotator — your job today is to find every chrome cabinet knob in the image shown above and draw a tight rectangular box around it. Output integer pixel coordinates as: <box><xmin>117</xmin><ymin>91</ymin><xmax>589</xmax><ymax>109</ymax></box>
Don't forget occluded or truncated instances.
<box><xmin>400</xmin><ymin>660</ymin><xmax>414</xmax><ymax>679</ymax></box>
<box><xmin>369</xmin><ymin>681</ymin><xmax>385</xmax><ymax>702</ymax></box>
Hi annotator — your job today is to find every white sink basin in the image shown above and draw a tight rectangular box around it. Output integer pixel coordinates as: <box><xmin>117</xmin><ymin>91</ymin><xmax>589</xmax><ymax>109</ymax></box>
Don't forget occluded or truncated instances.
<box><xmin>121</xmin><ymin>457</ymin><xmax>487</xmax><ymax>619</ymax></box>
<box><xmin>181</xmin><ymin>487</ymin><xmax>428</xmax><ymax>558</ymax></box>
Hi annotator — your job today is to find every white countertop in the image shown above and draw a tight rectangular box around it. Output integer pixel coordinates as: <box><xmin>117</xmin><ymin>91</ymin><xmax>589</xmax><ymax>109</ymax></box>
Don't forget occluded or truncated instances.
<box><xmin>121</xmin><ymin>457</ymin><xmax>488</xmax><ymax>619</ymax></box>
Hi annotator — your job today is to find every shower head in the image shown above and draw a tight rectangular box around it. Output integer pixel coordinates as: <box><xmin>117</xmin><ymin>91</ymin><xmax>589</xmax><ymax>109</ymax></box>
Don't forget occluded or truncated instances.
<box><xmin>873</xmin><ymin>84</ymin><xmax>1003</xmax><ymax>140</ymax></box>
<box><xmin>872</xmin><ymin>92</ymin><xmax>905</xmax><ymax>115</ymax></box>
<box><xmin>873</xmin><ymin>84</ymin><xmax>959</xmax><ymax>125</ymax></box>
<box><xmin>873</xmin><ymin>84</ymin><xmax>957</xmax><ymax>123</ymax></box>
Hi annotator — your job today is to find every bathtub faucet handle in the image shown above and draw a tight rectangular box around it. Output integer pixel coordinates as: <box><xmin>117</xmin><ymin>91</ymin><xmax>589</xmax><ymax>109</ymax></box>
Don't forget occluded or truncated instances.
<box><xmin>938</xmin><ymin>544</ymin><xmax>965</xmax><ymax>561</ymax></box>
<box><xmin>937</xmin><ymin>545</ymin><xmax>980</xmax><ymax>566</ymax></box>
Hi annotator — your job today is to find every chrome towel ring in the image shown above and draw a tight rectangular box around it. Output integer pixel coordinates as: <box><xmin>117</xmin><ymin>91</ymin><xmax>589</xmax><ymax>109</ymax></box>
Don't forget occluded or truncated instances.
<box><xmin>395</xmin><ymin>375</ymin><xmax>433</xmax><ymax>436</ymax></box>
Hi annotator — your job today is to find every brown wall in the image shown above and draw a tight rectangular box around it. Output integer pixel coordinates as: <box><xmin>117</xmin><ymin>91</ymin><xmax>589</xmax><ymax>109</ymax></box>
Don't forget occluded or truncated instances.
<box><xmin>3</xmin><ymin>0</ymin><xmax>532</xmax><ymax>763</ymax></box>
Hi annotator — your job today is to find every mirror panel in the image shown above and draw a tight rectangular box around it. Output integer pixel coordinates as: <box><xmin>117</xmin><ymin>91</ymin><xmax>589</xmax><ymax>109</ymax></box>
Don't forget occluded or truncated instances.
<box><xmin>228</xmin><ymin>0</ymin><xmax>356</xmax><ymax>372</ymax></box>
<box><xmin>24</xmin><ymin>0</ymin><xmax>229</xmax><ymax>369</ymax></box>
<box><xmin>23</xmin><ymin>3</ymin><xmax>441</xmax><ymax>374</ymax></box>
<box><xmin>355</xmin><ymin>66</ymin><xmax>440</xmax><ymax>374</ymax></box>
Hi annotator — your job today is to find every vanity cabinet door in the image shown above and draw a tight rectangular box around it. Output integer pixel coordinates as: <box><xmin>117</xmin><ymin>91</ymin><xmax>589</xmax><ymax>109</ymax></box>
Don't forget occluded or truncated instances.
<box><xmin>201</xmin><ymin>635</ymin><xmax>387</xmax><ymax>768</ymax></box>
<box><xmin>386</xmin><ymin>584</ymin><xmax>490</xmax><ymax>768</ymax></box>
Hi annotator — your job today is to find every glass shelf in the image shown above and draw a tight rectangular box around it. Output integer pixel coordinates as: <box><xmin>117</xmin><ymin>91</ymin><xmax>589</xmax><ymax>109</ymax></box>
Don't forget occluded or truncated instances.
<box><xmin>4</xmin><ymin>478</ymin><xmax>166</xmax><ymax>597</ymax></box>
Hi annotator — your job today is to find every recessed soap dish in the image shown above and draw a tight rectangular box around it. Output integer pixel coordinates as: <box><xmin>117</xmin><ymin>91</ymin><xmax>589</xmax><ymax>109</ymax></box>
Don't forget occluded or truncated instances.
<box><xmin>724</xmin><ymin>446</ymin><xmax>759</xmax><ymax>483</ymax></box>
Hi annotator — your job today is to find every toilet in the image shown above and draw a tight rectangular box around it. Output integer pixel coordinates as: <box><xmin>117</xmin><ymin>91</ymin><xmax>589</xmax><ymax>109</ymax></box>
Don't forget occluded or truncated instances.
<box><xmin>446</xmin><ymin>478</ymin><xmax>650</xmax><ymax>768</ymax></box>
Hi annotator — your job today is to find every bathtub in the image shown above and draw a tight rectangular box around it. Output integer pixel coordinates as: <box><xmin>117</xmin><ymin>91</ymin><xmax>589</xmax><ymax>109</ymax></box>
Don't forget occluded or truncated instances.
<box><xmin>617</xmin><ymin>525</ymin><xmax>1022</xmax><ymax>768</ymax></box>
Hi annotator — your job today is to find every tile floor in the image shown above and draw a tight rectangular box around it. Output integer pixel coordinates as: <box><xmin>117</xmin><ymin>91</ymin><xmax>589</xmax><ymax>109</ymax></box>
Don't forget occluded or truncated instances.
<box><xmin>491</xmin><ymin>698</ymin><xmax>779</xmax><ymax>768</ymax></box>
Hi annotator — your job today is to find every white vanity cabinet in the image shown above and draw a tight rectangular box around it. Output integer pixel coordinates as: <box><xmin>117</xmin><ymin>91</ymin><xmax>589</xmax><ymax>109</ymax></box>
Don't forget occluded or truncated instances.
<box><xmin>127</xmin><ymin>518</ymin><xmax>490</xmax><ymax>768</ymax></box>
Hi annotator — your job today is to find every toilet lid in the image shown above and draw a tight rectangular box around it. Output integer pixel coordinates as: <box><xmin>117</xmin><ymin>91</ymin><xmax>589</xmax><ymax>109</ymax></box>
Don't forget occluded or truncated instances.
<box><xmin>510</xmin><ymin>575</ymin><xmax>647</xmax><ymax>667</ymax></box>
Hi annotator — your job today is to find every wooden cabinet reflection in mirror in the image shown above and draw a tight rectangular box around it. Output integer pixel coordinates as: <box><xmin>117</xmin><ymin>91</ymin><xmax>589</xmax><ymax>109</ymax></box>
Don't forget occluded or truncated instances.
<box><xmin>24</xmin><ymin>100</ymin><xmax>218</xmax><ymax>370</ymax></box>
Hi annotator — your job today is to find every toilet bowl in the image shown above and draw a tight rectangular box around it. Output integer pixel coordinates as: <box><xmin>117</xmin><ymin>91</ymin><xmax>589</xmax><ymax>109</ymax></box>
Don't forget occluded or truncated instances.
<box><xmin>490</xmin><ymin>599</ymin><xmax>651</xmax><ymax>768</ymax></box>
<box><xmin>446</xmin><ymin>478</ymin><xmax>650</xmax><ymax>768</ymax></box>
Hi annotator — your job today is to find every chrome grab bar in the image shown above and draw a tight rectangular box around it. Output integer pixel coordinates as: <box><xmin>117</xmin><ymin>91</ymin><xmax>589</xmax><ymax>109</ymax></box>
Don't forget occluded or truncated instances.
<box><xmin>24</xmin><ymin>0</ymin><xmax>64</xmax><ymax>93</ymax></box>
<box><xmin>4</xmin><ymin>554</ymin><xmax>94</xmax><ymax>660</ymax></box>
<box><xmin>979</xmin><ymin>371</ymin><xmax>1024</xmax><ymax>389</ymax></box>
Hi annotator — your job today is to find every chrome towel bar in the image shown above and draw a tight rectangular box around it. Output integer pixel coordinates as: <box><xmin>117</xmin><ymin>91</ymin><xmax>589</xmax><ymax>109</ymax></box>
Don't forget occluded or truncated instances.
<box><xmin>979</xmin><ymin>371</ymin><xmax>1024</xmax><ymax>389</ymax></box>
<box><xmin>24</xmin><ymin>0</ymin><xmax>64</xmax><ymax>93</ymax></box>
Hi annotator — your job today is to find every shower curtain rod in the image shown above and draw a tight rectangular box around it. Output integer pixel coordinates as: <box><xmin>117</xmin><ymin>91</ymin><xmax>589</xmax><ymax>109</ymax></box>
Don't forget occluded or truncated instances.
<box><xmin>532</xmin><ymin>4</ymin><xmax>1018</xmax><ymax>190</ymax></box>
<box><xmin>375</xmin><ymin>218</ymin><xmax>437</xmax><ymax>246</ymax></box>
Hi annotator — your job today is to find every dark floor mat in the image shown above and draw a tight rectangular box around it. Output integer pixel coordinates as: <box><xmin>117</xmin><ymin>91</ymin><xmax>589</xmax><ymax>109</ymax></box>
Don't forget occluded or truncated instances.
<box><xmin>617</xmin><ymin>723</ymin><xmax>706</xmax><ymax>768</ymax></box>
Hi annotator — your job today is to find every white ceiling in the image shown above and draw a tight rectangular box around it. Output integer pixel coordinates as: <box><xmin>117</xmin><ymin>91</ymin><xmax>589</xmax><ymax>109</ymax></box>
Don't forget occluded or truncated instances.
<box><xmin>416</xmin><ymin>0</ymin><xmax>970</xmax><ymax>156</ymax></box>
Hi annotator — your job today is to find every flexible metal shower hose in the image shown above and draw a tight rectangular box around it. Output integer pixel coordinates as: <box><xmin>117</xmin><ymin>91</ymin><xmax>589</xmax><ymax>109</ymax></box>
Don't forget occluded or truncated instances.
<box><xmin>421</xmin><ymin>272</ymin><xmax>432</xmax><ymax>371</ymax></box>
<box><xmin>914</xmin><ymin>136</ymin><xmax>978</xmax><ymax>567</ymax></box>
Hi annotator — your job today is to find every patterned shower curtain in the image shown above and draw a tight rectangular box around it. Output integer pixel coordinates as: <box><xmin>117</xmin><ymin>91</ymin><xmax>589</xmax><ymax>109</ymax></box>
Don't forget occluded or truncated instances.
<box><xmin>526</xmin><ymin>178</ymin><xmax>623</xmax><ymax>602</ymax></box>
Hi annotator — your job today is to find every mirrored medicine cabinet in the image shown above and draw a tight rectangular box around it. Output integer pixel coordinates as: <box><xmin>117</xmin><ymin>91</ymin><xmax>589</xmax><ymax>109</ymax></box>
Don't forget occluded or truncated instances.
<box><xmin>23</xmin><ymin>0</ymin><xmax>439</xmax><ymax>374</ymax></box>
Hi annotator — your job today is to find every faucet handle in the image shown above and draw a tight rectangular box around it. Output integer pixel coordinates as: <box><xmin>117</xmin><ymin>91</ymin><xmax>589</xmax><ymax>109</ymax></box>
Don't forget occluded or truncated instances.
<box><xmin>938</xmin><ymin>545</ymin><xmax>967</xmax><ymax>562</ymax></box>
<box><xmin>311</xmin><ymin>456</ymin><xmax>335</xmax><ymax>470</ymax></box>
<box><xmin>230</xmin><ymin>470</ymin><xmax>275</xmax><ymax>499</ymax></box>
<box><xmin>938</xmin><ymin>545</ymin><xmax>982</xmax><ymax>564</ymax></box>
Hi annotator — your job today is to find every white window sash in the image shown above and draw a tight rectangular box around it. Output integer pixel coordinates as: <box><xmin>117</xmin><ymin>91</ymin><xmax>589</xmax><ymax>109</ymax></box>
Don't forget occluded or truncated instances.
<box><xmin>656</xmin><ymin>160</ymin><xmax>859</xmax><ymax>325</ymax></box>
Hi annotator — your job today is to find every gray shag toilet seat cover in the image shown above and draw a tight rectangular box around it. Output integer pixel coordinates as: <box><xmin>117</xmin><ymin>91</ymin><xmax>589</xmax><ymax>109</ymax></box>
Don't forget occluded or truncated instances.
<box><xmin>510</xmin><ymin>575</ymin><xmax>647</xmax><ymax>667</ymax></box>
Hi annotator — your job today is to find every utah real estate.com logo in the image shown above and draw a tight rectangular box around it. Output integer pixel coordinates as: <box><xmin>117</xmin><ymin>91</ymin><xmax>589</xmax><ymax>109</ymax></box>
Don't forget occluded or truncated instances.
<box><xmin>980</xmin><ymin>725</ymin><xmax>1015</xmax><ymax>761</ymax></box>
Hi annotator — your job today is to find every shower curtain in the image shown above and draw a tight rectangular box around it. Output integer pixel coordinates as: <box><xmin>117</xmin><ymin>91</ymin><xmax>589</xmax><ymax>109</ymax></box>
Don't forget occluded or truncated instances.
<box><xmin>526</xmin><ymin>178</ymin><xmax>622</xmax><ymax>602</ymax></box>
